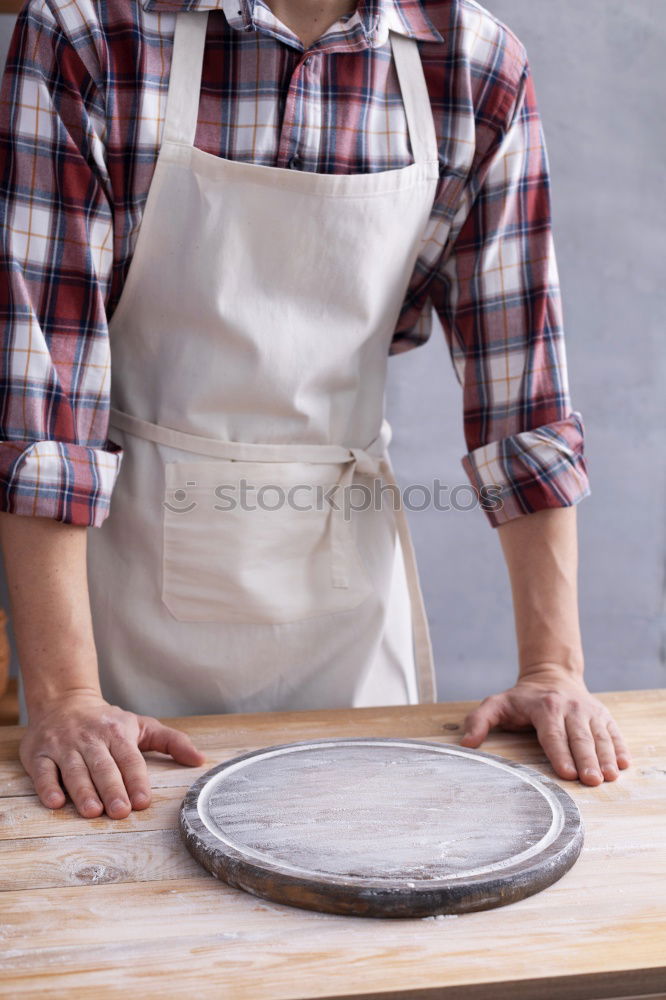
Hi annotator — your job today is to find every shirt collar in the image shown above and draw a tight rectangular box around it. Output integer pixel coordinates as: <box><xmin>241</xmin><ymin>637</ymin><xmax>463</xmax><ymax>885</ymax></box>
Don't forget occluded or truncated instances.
<box><xmin>140</xmin><ymin>0</ymin><xmax>445</xmax><ymax>46</ymax></box>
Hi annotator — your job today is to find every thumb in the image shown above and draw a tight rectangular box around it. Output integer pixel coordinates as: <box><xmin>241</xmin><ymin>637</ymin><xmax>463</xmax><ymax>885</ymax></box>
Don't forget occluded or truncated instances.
<box><xmin>138</xmin><ymin>718</ymin><xmax>207</xmax><ymax>766</ymax></box>
<box><xmin>459</xmin><ymin>698</ymin><xmax>502</xmax><ymax>748</ymax></box>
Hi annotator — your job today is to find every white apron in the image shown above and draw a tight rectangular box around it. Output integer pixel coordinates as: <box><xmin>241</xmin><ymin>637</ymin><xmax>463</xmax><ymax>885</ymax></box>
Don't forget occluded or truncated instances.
<box><xmin>85</xmin><ymin>8</ymin><xmax>440</xmax><ymax>717</ymax></box>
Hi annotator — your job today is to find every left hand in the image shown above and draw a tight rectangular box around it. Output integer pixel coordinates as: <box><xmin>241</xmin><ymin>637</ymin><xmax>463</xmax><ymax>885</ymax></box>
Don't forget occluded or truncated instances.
<box><xmin>459</xmin><ymin>671</ymin><xmax>632</xmax><ymax>785</ymax></box>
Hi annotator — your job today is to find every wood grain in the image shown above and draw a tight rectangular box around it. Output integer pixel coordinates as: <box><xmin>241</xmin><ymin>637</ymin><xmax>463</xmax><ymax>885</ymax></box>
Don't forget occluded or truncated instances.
<box><xmin>0</xmin><ymin>785</ymin><xmax>183</xmax><ymax>840</ymax></box>
<box><xmin>0</xmin><ymin>828</ymin><xmax>205</xmax><ymax>890</ymax></box>
<box><xmin>0</xmin><ymin>690</ymin><xmax>664</xmax><ymax>1000</ymax></box>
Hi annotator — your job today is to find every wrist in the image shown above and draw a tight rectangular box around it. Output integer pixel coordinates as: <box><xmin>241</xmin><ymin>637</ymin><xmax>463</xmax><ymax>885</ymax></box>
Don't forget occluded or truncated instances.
<box><xmin>21</xmin><ymin>639</ymin><xmax>103</xmax><ymax>718</ymax></box>
<box><xmin>518</xmin><ymin>659</ymin><xmax>585</xmax><ymax>685</ymax></box>
<box><xmin>25</xmin><ymin>685</ymin><xmax>105</xmax><ymax>724</ymax></box>
<box><xmin>517</xmin><ymin>639</ymin><xmax>584</xmax><ymax>680</ymax></box>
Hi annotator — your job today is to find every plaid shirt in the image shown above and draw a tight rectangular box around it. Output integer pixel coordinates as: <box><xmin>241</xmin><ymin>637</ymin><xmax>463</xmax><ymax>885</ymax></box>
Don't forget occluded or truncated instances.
<box><xmin>0</xmin><ymin>0</ymin><xmax>589</xmax><ymax>528</ymax></box>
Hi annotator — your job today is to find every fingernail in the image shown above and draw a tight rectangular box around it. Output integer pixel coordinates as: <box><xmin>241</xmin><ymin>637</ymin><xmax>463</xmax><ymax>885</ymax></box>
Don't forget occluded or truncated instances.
<box><xmin>110</xmin><ymin>798</ymin><xmax>129</xmax><ymax>813</ymax></box>
<box><xmin>584</xmin><ymin>768</ymin><xmax>601</xmax><ymax>780</ymax></box>
<box><xmin>84</xmin><ymin>799</ymin><xmax>101</xmax><ymax>812</ymax></box>
<box><xmin>133</xmin><ymin>792</ymin><xmax>149</xmax><ymax>807</ymax></box>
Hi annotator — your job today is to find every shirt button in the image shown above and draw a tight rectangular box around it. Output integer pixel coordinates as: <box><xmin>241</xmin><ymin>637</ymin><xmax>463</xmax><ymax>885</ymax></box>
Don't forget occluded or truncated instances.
<box><xmin>304</xmin><ymin>56</ymin><xmax>312</xmax><ymax>65</ymax></box>
<box><xmin>288</xmin><ymin>154</ymin><xmax>301</xmax><ymax>169</ymax></box>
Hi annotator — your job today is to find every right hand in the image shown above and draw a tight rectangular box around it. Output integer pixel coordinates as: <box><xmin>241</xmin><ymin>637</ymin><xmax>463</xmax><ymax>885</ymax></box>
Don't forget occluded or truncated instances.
<box><xmin>20</xmin><ymin>691</ymin><xmax>207</xmax><ymax>819</ymax></box>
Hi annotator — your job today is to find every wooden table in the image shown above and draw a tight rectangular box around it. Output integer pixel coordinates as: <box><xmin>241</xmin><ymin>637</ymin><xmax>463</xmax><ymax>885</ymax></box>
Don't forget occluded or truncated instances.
<box><xmin>1</xmin><ymin>690</ymin><xmax>665</xmax><ymax>999</ymax></box>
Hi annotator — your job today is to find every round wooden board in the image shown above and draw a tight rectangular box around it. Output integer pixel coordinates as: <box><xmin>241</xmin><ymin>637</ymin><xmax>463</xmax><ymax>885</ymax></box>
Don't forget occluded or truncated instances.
<box><xmin>179</xmin><ymin>738</ymin><xmax>584</xmax><ymax>918</ymax></box>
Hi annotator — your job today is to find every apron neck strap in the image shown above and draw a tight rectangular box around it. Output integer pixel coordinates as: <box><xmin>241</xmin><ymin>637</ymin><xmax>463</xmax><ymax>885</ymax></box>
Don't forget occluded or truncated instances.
<box><xmin>387</xmin><ymin>30</ymin><xmax>438</xmax><ymax>166</ymax></box>
<box><xmin>163</xmin><ymin>11</ymin><xmax>210</xmax><ymax>147</ymax></box>
<box><xmin>162</xmin><ymin>11</ymin><xmax>438</xmax><ymax>165</ymax></box>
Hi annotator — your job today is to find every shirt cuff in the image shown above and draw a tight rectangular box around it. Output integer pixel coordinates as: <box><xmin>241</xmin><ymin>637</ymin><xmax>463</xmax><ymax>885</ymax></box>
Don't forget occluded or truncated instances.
<box><xmin>0</xmin><ymin>439</ymin><xmax>123</xmax><ymax>527</ymax></box>
<box><xmin>461</xmin><ymin>412</ymin><xmax>591</xmax><ymax>528</ymax></box>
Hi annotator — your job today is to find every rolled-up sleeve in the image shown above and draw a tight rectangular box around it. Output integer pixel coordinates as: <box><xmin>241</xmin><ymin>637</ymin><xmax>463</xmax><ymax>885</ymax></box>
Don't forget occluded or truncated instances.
<box><xmin>430</xmin><ymin>55</ymin><xmax>590</xmax><ymax>528</ymax></box>
<box><xmin>0</xmin><ymin>0</ymin><xmax>121</xmax><ymax>527</ymax></box>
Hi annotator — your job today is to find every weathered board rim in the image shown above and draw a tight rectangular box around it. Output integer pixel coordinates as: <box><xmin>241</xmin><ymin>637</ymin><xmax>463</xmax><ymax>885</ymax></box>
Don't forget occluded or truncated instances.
<box><xmin>179</xmin><ymin>737</ymin><xmax>585</xmax><ymax>918</ymax></box>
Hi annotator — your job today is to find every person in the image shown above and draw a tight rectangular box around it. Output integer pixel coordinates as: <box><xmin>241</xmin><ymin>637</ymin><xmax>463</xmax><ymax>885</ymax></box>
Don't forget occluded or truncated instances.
<box><xmin>0</xmin><ymin>0</ymin><xmax>630</xmax><ymax>820</ymax></box>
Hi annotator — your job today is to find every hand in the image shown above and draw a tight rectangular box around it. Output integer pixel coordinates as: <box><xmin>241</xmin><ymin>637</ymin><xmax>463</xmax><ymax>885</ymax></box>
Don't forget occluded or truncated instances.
<box><xmin>459</xmin><ymin>672</ymin><xmax>631</xmax><ymax>785</ymax></box>
<box><xmin>20</xmin><ymin>691</ymin><xmax>207</xmax><ymax>818</ymax></box>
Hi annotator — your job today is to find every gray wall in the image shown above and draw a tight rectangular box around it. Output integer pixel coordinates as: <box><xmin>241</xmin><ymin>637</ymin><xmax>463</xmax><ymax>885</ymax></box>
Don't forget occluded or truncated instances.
<box><xmin>386</xmin><ymin>0</ymin><xmax>666</xmax><ymax>699</ymax></box>
<box><xmin>1</xmin><ymin>1</ymin><xmax>664</xmax><ymax>700</ymax></box>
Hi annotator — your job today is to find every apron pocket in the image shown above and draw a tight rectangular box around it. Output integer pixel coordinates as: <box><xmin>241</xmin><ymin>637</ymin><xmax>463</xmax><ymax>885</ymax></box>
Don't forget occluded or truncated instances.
<box><xmin>162</xmin><ymin>458</ymin><xmax>374</xmax><ymax>624</ymax></box>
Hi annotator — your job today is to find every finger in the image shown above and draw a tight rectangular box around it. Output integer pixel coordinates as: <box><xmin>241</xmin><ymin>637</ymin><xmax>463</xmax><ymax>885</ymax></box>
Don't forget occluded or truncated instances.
<box><xmin>590</xmin><ymin>720</ymin><xmax>619</xmax><ymax>781</ymax></box>
<box><xmin>79</xmin><ymin>743</ymin><xmax>132</xmax><ymax>819</ymax></box>
<box><xmin>108</xmin><ymin>737</ymin><xmax>153</xmax><ymax>810</ymax></box>
<box><xmin>57</xmin><ymin>749</ymin><xmax>105</xmax><ymax>818</ymax></box>
<box><xmin>607</xmin><ymin>719</ymin><xmax>632</xmax><ymax>769</ymax></box>
<box><xmin>138</xmin><ymin>719</ymin><xmax>206</xmax><ymax>766</ymax></box>
<box><xmin>30</xmin><ymin>755</ymin><xmax>67</xmax><ymax>810</ymax></box>
<box><xmin>532</xmin><ymin>712</ymin><xmax>578</xmax><ymax>780</ymax></box>
<box><xmin>564</xmin><ymin>715</ymin><xmax>603</xmax><ymax>785</ymax></box>
<box><xmin>460</xmin><ymin>699</ymin><xmax>502</xmax><ymax>747</ymax></box>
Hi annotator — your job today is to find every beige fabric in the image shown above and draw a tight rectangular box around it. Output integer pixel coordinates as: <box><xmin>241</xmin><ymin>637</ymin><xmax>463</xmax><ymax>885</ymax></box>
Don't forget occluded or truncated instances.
<box><xmin>85</xmin><ymin>8</ymin><xmax>440</xmax><ymax>717</ymax></box>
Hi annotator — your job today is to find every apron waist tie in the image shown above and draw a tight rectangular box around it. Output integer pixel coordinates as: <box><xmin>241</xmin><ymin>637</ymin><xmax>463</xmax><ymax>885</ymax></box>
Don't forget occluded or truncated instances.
<box><xmin>109</xmin><ymin>407</ymin><xmax>390</xmax><ymax>464</ymax></box>
<box><xmin>108</xmin><ymin>407</ymin><xmax>436</xmax><ymax>703</ymax></box>
<box><xmin>109</xmin><ymin>406</ymin><xmax>389</xmax><ymax>591</ymax></box>
<box><xmin>333</xmin><ymin>447</ymin><xmax>436</xmax><ymax>702</ymax></box>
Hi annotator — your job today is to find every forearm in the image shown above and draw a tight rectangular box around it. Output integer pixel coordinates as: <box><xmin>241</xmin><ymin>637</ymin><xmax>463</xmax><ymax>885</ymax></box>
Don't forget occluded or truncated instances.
<box><xmin>0</xmin><ymin>512</ymin><xmax>101</xmax><ymax>714</ymax></box>
<box><xmin>496</xmin><ymin>505</ymin><xmax>584</xmax><ymax>679</ymax></box>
